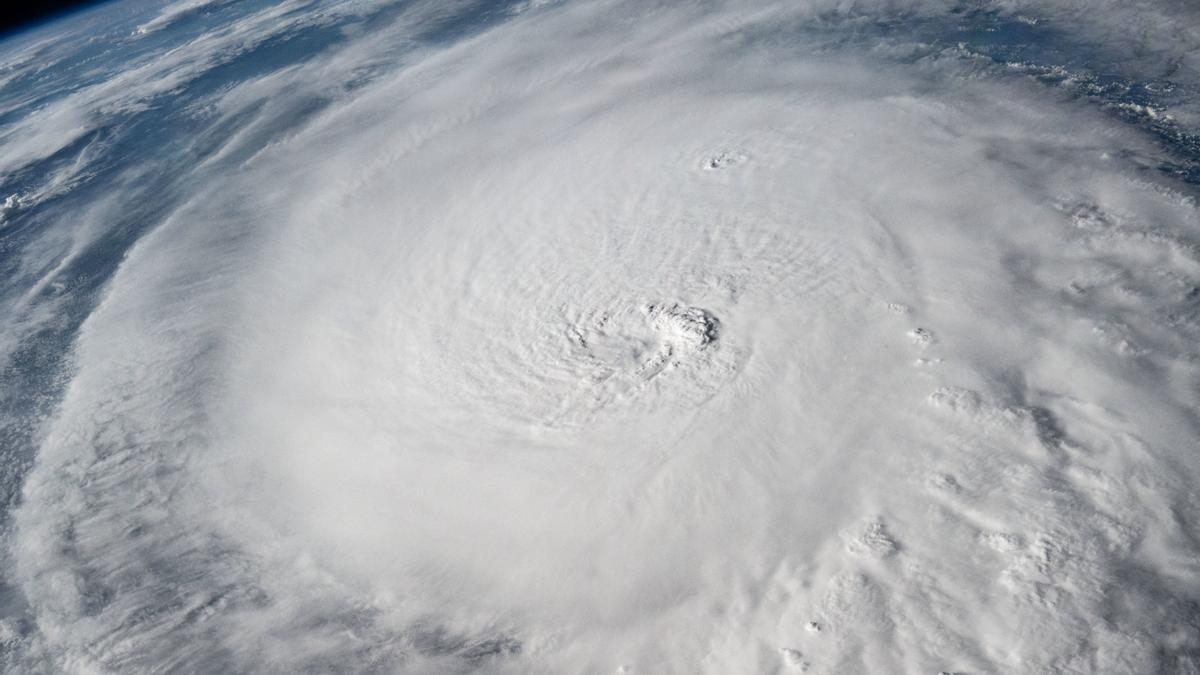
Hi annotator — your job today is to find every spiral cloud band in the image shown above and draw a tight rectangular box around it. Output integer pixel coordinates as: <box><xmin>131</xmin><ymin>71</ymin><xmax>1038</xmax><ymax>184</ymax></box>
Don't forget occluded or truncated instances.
<box><xmin>1</xmin><ymin>0</ymin><xmax>1199</xmax><ymax>672</ymax></box>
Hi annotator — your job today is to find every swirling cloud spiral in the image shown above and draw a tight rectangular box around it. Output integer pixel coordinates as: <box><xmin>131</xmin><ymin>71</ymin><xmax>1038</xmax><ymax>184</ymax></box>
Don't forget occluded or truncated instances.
<box><xmin>1</xmin><ymin>0</ymin><xmax>1199</xmax><ymax>672</ymax></box>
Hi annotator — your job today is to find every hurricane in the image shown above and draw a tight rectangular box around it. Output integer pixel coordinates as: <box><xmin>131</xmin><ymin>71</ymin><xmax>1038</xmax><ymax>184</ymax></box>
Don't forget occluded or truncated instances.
<box><xmin>1</xmin><ymin>0</ymin><xmax>1199</xmax><ymax>673</ymax></box>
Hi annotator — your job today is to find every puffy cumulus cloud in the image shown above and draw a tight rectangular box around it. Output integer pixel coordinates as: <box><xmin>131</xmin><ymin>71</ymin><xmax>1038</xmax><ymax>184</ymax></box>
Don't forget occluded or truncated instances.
<box><xmin>4</xmin><ymin>0</ymin><xmax>1200</xmax><ymax>673</ymax></box>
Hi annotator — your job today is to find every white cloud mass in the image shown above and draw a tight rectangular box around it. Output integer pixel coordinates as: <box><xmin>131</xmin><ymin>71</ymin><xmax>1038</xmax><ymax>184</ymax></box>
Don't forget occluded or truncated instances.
<box><xmin>1</xmin><ymin>0</ymin><xmax>1199</xmax><ymax>673</ymax></box>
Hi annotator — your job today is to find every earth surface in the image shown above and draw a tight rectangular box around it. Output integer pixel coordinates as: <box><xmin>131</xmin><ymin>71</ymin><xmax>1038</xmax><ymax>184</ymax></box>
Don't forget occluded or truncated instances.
<box><xmin>1</xmin><ymin>0</ymin><xmax>1200</xmax><ymax>673</ymax></box>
